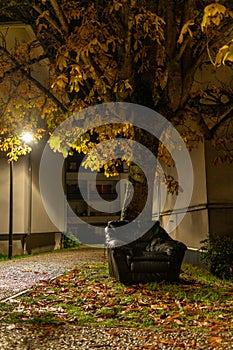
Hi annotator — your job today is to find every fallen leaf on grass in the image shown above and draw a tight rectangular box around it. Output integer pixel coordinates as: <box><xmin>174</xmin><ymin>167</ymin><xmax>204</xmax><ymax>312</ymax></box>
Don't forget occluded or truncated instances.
<box><xmin>141</xmin><ymin>344</ymin><xmax>157</xmax><ymax>349</ymax></box>
<box><xmin>208</xmin><ymin>336</ymin><xmax>222</xmax><ymax>344</ymax></box>
<box><xmin>164</xmin><ymin>316</ymin><xmax>184</xmax><ymax>325</ymax></box>
<box><xmin>123</xmin><ymin>288</ymin><xmax>137</xmax><ymax>295</ymax></box>
<box><xmin>174</xmin><ymin>319</ymin><xmax>184</xmax><ymax>325</ymax></box>
<box><xmin>158</xmin><ymin>338</ymin><xmax>176</xmax><ymax>344</ymax></box>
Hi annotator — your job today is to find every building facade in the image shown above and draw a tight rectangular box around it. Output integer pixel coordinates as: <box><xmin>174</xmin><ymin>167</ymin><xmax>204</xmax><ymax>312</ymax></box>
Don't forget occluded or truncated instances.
<box><xmin>157</xmin><ymin>141</ymin><xmax>233</xmax><ymax>265</ymax></box>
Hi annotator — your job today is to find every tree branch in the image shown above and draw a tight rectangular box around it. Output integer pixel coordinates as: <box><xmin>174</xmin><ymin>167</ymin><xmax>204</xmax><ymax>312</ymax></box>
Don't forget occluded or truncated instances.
<box><xmin>1</xmin><ymin>45</ymin><xmax>67</xmax><ymax>113</ymax></box>
<box><xmin>210</xmin><ymin>104</ymin><xmax>233</xmax><ymax>138</ymax></box>
<box><xmin>32</xmin><ymin>4</ymin><xmax>64</xmax><ymax>36</ymax></box>
<box><xmin>49</xmin><ymin>0</ymin><xmax>68</xmax><ymax>34</ymax></box>
<box><xmin>0</xmin><ymin>52</ymin><xmax>48</xmax><ymax>83</ymax></box>
<box><xmin>24</xmin><ymin>71</ymin><xmax>68</xmax><ymax>113</ymax></box>
<box><xmin>80</xmin><ymin>54</ymin><xmax>116</xmax><ymax>102</ymax></box>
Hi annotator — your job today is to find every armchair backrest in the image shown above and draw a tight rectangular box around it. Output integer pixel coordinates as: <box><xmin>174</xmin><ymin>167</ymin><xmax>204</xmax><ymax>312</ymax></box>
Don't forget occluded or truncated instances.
<box><xmin>105</xmin><ymin>220</ymin><xmax>179</xmax><ymax>250</ymax></box>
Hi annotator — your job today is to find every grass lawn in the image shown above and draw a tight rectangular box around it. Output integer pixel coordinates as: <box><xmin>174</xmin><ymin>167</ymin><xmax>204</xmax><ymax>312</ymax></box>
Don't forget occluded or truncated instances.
<box><xmin>0</xmin><ymin>262</ymin><xmax>232</xmax><ymax>334</ymax></box>
<box><xmin>0</xmin><ymin>247</ymin><xmax>82</xmax><ymax>262</ymax></box>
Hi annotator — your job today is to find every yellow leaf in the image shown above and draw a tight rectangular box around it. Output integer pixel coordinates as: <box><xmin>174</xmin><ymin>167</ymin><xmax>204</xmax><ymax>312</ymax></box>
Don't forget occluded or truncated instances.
<box><xmin>143</xmin><ymin>21</ymin><xmax>149</xmax><ymax>33</ymax></box>
<box><xmin>54</xmin><ymin>74</ymin><xmax>68</xmax><ymax>89</ymax></box>
<box><xmin>215</xmin><ymin>41</ymin><xmax>233</xmax><ymax>66</ymax></box>
<box><xmin>208</xmin><ymin>336</ymin><xmax>223</xmax><ymax>344</ymax></box>
<box><xmin>205</xmin><ymin>3</ymin><xmax>226</xmax><ymax>17</ymax></box>
<box><xmin>215</xmin><ymin>45</ymin><xmax>229</xmax><ymax>67</ymax></box>
<box><xmin>201</xmin><ymin>3</ymin><xmax>227</xmax><ymax>31</ymax></box>
<box><xmin>177</xmin><ymin>20</ymin><xmax>194</xmax><ymax>45</ymax></box>
<box><xmin>225</xmin><ymin>52</ymin><xmax>233</xmax><ymax>62</ymax></box>
<box><xmin>151</xmin><ymin>304</ymin><xmax>158</xmax><ymax>310</ymax></box>
<box><xmin>57</xmin><ymin>55</ymin><xmax>68</xmax><ymax>71</ymax></box>
<box><xmin>124</xmin><ymin>79</ymin><xmax>133</xmax><ymax>91</ymax></box>
<box><xmin>91</xmin><ymin>38</ymin><xmax>98</xmax><ymax>45</ymax></box>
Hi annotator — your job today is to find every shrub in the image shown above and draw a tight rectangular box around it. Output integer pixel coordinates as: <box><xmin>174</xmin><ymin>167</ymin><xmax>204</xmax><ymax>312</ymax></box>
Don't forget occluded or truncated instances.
<box><xmin>0</xmin><ymin>254</ymin><xmax>8</xmax><ymax>261</ymax></box>
<box><xmin>63</xmin><ymin>232</ymin><xmax>81</xmax><ymax>249</ymax></box>
<box><xmin>201</xmin><ymin>233</ymin><xmax>233</xmax><ymax>280</ymax></box>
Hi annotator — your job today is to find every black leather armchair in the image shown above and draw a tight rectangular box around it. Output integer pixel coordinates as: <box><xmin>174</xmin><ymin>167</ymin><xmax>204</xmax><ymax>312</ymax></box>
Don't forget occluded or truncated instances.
<box><xmin>105</xmin><ymin>220</ymin><xmax>187</xmax><ymax>284</ymax></box>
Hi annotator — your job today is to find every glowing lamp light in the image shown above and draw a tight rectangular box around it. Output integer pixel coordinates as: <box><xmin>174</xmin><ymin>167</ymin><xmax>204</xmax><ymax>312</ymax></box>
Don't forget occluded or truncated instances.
<box><xmin>21</xmin><ymin>132</ymin><xmax>34</xmax><ymax>144</ymax></box>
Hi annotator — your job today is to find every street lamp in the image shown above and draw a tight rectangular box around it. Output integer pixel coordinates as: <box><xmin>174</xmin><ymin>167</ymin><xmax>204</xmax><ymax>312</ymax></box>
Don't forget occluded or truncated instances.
<box><xmin>21</xmin><ymin>132</ymin><xmax>34</xmax><ymax>144</ymax></box>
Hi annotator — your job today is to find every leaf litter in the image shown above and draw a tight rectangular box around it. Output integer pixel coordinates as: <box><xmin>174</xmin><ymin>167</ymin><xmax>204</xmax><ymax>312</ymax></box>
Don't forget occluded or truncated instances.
<box><xmin>0</xmin><ymin>262</ymin><xmax>233</xmax><ymax>349</ymax></box>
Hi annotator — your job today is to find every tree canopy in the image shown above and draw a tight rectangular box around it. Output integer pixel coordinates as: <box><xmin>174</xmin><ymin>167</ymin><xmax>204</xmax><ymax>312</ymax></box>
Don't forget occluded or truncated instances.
<box><xmin>0</xmin><ymin>0</ymin><xmax>232</xmax><ymax>165</ymax></box>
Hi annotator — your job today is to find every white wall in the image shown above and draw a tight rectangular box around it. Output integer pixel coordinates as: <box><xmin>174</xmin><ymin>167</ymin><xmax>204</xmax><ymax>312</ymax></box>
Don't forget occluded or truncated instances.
<box><xmin>205</xmin><ymin>141</ymin><xmax>233</xmax><ymax>236</ymax></box>
<box><xmin>205</xmin><ymin>141</ymin><xmax>233</xmax><ymax>204</ymax></box>
<box><xmin>156</xmin><ymin>141</ymin><xmax>233</xmax><ymax>248</ymax></box>
<box><xmin>0</xmin><ymin>155</ymin><xmax>27</xmax><ymax>235</ymax></box>
<box><xmin>0</xmin><ymin>154</ymin><xmax>10</xmax><ymax>234</ymax></box>
<box><xmin>155</xmin><ymin>142</ymin><xmax>209</xmax><ymax>248</ymax></box>
<box><xmin>0</xmin><ymin>141</ymin><xmax>65</xmax><ymax>256</ymax></box>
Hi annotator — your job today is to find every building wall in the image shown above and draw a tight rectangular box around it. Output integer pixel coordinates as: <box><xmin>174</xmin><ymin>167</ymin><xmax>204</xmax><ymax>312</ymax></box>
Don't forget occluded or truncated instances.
<box><xmin>25</xmin><ymin>142</ymin><xmax>64</xmax><ymax>254</ymax></box>
<box><xmin>0</xmin><ymin>154</ymin><xmax>11</xmax><ymax>234</ymax></box>
<box><xmin>205</xmin><ymin>141</ymin><xmax>233</xmax><ymax>204</ymax></box>
<box><xmin>157</xmin><ymin>142</ymin><xmax>209</xmax><ymax>248</ymax></box>
<box><xmin>0</xmin><ymin>155</ymin><xmax>28</xmax><ymax>255</ymax></box>
<box><xmin>205</xmin><ymin>141</ymin><xmax>233</xmax><ymax>236</ymax></box>
<box><xmin>0</xmin><ymin>156</ymin><xmax>28</xmax><ymax>234</ymax></box>
<box><xmin>0</xmin><ymin>23</ymin><xmax>61</xmax><ymax>256</ymax></box>
<box><xmin>0</xmin><ymin>142</ymin><xmax>63</xmax><ymax>256</ymax></box>
<box><xmin>156</xmin><ymin>141</ymin><xmax>233</xmax><ymax>249</ymax></box>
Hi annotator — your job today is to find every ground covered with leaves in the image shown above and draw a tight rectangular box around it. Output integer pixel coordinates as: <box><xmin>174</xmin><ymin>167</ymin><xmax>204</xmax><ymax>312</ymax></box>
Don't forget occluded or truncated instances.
<box><xmin>0</xmin><ymin>263</ymin><xmax>233</xmax><ymax>332</ymax></box>
<box><xmin>0</xmin><ymin>262</ymin><xmax>232</xmax><ymax>338</ymax></box>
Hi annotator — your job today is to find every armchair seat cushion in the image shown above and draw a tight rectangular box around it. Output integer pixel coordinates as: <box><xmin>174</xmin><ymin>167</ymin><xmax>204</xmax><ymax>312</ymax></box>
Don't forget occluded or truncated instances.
<box><xmin>131</xmin><ymin>252</ymin><xmax>171</xmax><ymax>262</ymax></box>
<box><xmin>131</xmin><ymin>260</ymin><xmax>170</xmax><ymax>273</ymax></box>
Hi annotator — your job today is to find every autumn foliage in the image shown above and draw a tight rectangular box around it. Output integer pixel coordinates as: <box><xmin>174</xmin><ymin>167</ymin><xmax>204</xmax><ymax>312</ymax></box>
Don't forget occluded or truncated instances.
<box><xmin>0</xmin><ymin>0</ymin><xmax>232</xmax><ymax>165</ymax></box>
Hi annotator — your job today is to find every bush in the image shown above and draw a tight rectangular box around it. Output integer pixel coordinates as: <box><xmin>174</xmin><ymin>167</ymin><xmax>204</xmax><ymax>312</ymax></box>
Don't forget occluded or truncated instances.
<box><xmin>201</xmin><ymin>234</ymin><xmax>233</xmax><ymax>280</ymax></box>
<box><xmin>0</xmin><ymin>254</ymin><xmax>8</xmax><ymax>261</ymax></box>
<box><xmin>63</xmin><ymin>232</ymin><xmax>81</xmax><ymax>249</ymax></box>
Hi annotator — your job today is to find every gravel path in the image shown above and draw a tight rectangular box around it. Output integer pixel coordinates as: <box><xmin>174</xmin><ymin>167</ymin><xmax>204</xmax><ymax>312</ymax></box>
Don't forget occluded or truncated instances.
<box><xmin>0</xmin><ymin>246</ymin><xmax>106</xmax><ymax>301</ymax></box>
<box><xmin>0</xmin><ymin>324</ymin><xmax>232</xmax><ymax>350</ymax></box>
